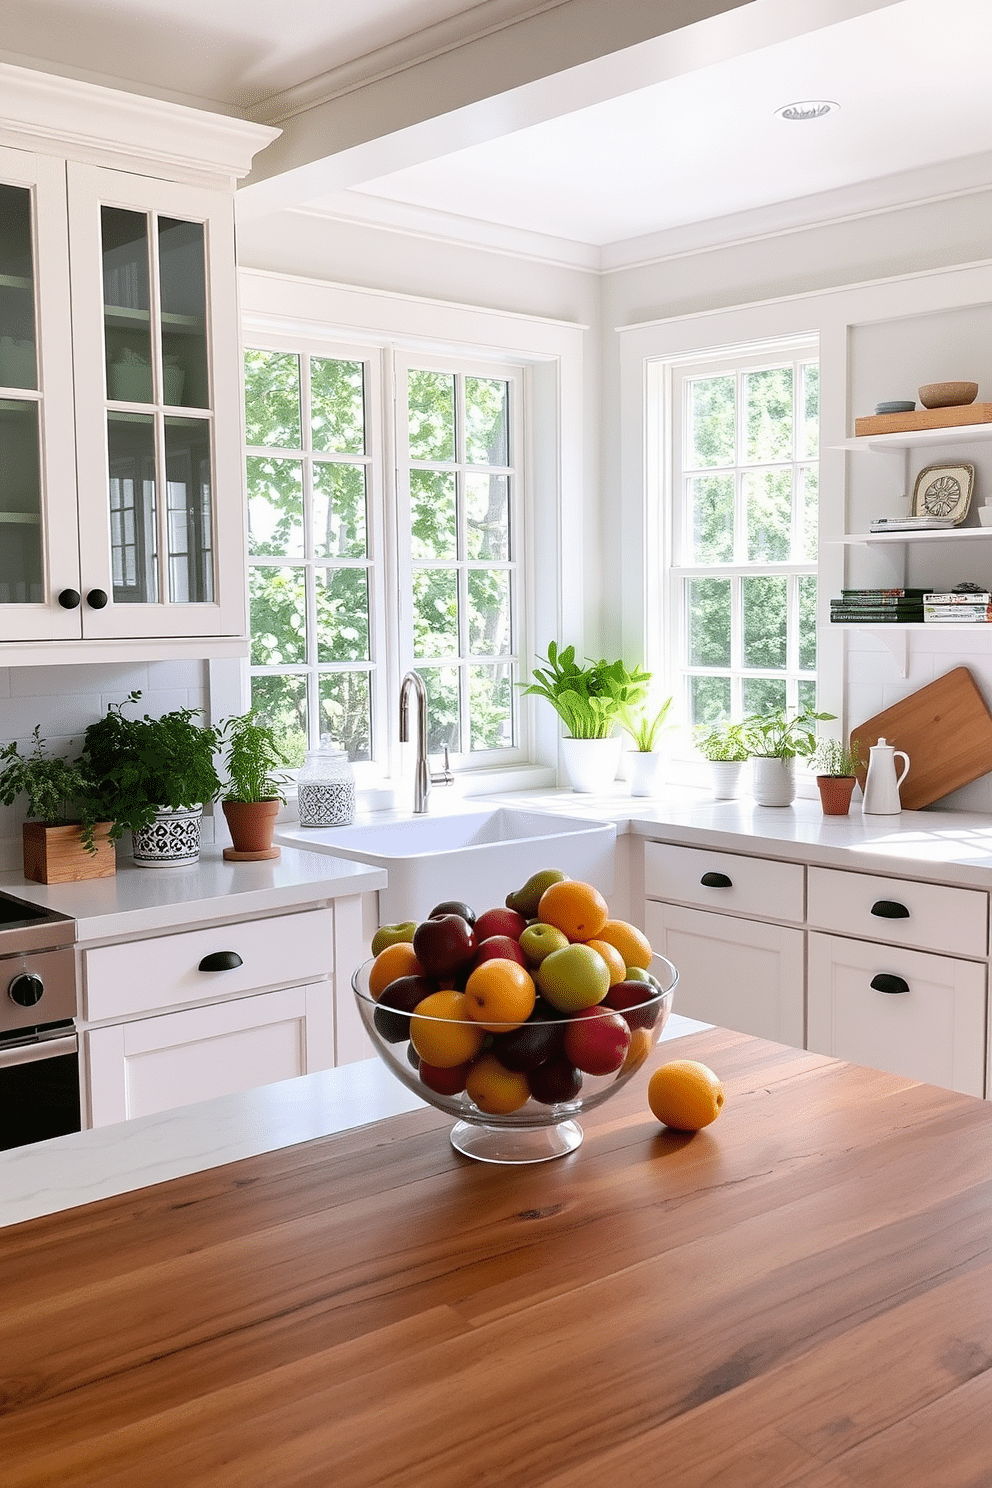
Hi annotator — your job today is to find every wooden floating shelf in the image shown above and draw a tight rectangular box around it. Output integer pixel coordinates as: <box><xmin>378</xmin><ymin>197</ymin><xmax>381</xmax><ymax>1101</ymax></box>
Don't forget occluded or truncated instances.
<box><xmin>853</xmin><ymin>405</ymin><xmax>992</xmax><ymax>437</ymax></box>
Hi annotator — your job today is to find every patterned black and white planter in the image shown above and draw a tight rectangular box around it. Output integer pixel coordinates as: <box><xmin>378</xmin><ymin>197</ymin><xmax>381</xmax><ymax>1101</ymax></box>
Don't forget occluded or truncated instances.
<box><xmin>131</xmin><ymin>805</ymin><xmax>203</xmax><ymax>867</ymax></box>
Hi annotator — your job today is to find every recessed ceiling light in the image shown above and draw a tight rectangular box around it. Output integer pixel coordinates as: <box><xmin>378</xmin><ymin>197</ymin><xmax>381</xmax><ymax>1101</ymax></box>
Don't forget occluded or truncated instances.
<box><xmin>774</xmin><ymin>100</ymin><xmax>839</xmax><ymax>121</ymax></box>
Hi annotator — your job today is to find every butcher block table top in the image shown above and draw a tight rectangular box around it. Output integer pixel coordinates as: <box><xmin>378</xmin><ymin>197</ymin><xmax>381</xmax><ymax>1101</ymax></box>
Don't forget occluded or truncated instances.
<box><xmin>3</xmin><ymin>1027</ymin><xmax>991</xmax><ymax>1488</ymax></box>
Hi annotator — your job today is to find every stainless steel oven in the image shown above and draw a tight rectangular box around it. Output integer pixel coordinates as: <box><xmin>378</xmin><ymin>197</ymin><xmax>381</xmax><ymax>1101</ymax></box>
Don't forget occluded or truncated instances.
<box><xmin>0</xmin><ymin>890</ymin><xmax>78</xmax><ymax>1150</ymax></box>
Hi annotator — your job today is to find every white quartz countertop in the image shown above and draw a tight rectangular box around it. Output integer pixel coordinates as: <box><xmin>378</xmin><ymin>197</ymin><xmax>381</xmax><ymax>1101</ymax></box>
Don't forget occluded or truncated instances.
<box><xmin>483</xmin><ymin>785</ymin><xmax>992</xmax><ymax>889</ymax></box>
<box><xmin>0</xmin><ymin>1013</ymin><xmax>709</xmax><ymax>1228</ymax></box>
<box><xmin>0</xmin><ymin>845</ymin><xmax>388</xmax><ymax>941</ymax></box>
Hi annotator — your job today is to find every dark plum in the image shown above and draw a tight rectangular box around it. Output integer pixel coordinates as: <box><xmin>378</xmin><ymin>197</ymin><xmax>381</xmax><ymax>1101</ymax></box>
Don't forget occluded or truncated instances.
<box><xmin>373</xmin><ymin>973</ymin><xmax>435</xmax><ymax>1044</ymax></box>
<box><xmin>493</xmin><ymin>1007</ymin><xmax>565</xmax><ymax>1072</ymax></box>
<box><xmin>429</xmin><ymin>900</ymin><xmax>477</xmax><ymax>926</ymax></box>
<box><xmin>604</xmin><ymin>980</ymin><xmax>665</xmax><ymax>1031</ymax></box>
<box><xmin>528</xmin><ymin>1058</ymin><xmax>583</xmax><ymax>1105</ymax></box>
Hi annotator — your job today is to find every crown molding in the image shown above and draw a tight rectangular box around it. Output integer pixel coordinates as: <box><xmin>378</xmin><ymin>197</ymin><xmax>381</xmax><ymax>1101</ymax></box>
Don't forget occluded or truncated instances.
<box><xmin>0</xmin><ymin>62</ymin><xmax>279</xmax><ymax>188</ymax></box>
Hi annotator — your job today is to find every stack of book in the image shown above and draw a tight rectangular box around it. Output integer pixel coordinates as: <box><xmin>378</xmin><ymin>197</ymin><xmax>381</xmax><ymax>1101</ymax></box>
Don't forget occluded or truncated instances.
<box><xmin>830</xmin><ymin>588</ymin><xmax>926</xmax><ymax>623</ymax></box>
<box><xmin>923</xmin><ymin>591</ymin><xmax>992</xmax><ymax>623</ymax></box>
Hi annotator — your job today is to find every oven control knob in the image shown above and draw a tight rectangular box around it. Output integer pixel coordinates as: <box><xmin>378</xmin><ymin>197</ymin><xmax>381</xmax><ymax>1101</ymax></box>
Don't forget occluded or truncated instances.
<box><xmin>9</xmin><ymin>973</ymin><xmax>44</xmax><ymax>1007</ymax></box>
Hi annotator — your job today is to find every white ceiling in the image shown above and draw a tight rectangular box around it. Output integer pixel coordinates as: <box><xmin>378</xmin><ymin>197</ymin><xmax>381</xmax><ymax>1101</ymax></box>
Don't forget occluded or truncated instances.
<box><xmin>338</xmin><ymin>0</ymin><xmax>992</xmax><ymax>253</ymax></box>
<box><xmin>2</xmin><ymin>0</ymin><xmax>990</xmax><ymax>263</ymax></box>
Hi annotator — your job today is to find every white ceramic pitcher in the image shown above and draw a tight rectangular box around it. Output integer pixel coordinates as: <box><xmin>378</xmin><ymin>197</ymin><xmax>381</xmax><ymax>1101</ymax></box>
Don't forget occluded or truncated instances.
<box><xmin>861</xmin><ymin>737</ymin><xmax>911</xmax><ymax>816</ymax></box>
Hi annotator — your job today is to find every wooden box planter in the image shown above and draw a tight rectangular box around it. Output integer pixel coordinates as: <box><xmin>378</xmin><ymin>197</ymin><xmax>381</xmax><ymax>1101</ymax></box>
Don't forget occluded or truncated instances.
<box><xmin>22</xmin><ymin>822</ymin><xmax>116</xmax><ymax>884</ymax></box>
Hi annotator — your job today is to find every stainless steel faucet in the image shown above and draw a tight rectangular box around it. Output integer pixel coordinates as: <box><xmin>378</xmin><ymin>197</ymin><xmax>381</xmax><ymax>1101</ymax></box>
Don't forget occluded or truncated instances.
<box><xmin>399</xmin><ymin>669</ymin><xmax>453</xmax><ymax>813</ymax></box>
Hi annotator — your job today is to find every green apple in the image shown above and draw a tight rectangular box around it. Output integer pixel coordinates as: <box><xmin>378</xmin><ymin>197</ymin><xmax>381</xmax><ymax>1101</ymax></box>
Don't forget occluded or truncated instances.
<box><xmin>622</xmin><ymin>965</ymin><xmax>664</xmax><ymax>992</ymax></box>
<box><xmin>537</xmin><ymin>943</ymin><xmax>610</xmax><ymax>1012</ymax></box>
<box><xmin>518</xmin><ymin>921</ymin><xmax>569</xmax><ymax>966</ymax></box>
<box><xmin>370</xmin><ymin>921</ymin><xmax>418</xmax><ymax>956</ymax></box>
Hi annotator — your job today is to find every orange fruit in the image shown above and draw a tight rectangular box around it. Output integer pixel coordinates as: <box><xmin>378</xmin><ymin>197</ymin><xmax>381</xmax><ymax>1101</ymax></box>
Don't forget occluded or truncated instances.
<box><xmin>595</xmin><ymin>918</ymin><xmax>653</xmax><ymax>971</ymax></box>
<box><xmin>618</xmin><ymin>1026</ymin><xmax>654</xmax><ymax>1077</ymax></box>
<box><xmin>463</xmin><ymin>960</ymin><xmax>536</xmax><ymax>1032</ymax></box>
<box><xmin>647</xmin><ymin>1060</ymin><xmax>725</xmax><ymax>1131</ymax></box>
<box><xmin>465</xmin><ymin>1054</ymin><xmax>531</xmax><ymax>1114</ymax></box>
<box><xmin>537</xmin><ymin>879</ymin><xmax>609</xmax><ymax>942</ymax></box>
<box><xmin>410</xmin><ymin>990</ymin><xmax>485</xmax><ymax>1068</ymax></box>
<box><xmin>585</xmin><ymin>937</ymin><xmax>627</xmax><ymax>986</ymax></box>
<box><xmin>369</xmin><ymin>941</ymin><xmax>424</xmax><ymax>999</ymax></box>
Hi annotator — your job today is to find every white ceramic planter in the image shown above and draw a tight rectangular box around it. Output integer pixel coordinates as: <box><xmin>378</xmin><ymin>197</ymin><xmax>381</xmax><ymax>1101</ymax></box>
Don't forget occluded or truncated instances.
<box><xmin>709</xmin><ymin>760</ymin><xmax>744</xmax><ymax>800</ymax></box>
<box><xmin>560</xmin><ymin>736</ymin><xmax>623</xmax><ymax>794</ymax></box>
<box><xmin>131</xmin><ymin>805</ymin><xmax>203</xmax><ymax>866</ymax></box>
<box><xmin>751</xmin><ymin>756</ymin><xmax>796</xmax><ymax>807</ymax></box>
<box><xmin>626</xmin><ymin>750</ymin><xmax>665</xmax><ymax>797</ymax></box>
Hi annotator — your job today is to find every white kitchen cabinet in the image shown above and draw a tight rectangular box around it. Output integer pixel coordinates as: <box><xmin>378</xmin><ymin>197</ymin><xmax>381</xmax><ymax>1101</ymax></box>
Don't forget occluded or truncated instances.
<box><xmin>84</xmin><ymin>982</ymin><xmax>334</xmax><ymax>1125</ymax></box>
<box><xmin>807</xmin><ymin>931</ymin><xmax>986</xmax><ymax>1097</ymax></box>
<box><xmin>0</xmin><ymin>65</ymin><xmax>275</xmax><ymax>661</ymax></box>
<box><xmin>644</xmin><ymin>899</ymin><xmax>805</xmax><ymax>1047</ymax></box>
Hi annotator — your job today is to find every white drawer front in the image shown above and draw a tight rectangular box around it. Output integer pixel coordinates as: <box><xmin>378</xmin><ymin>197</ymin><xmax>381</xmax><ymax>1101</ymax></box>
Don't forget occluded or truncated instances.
<box><xmin>807</xmin><ymin>932</ymin><xmax>987</xmax><ymax>1097</ymax></box>
<box><xmin>807</xmin><ymin>866</ymin><xmax>988</xmax><ymax>958</ymax></box>
<box><xmin>82</xmin><ymin>906</ymin><xmax>335</xmax><ymax>1021</ymax></box>
<box><xmin>644</xmin><ymin>841</ymin><xmax>805</xmax><ymax>923</ymax></box>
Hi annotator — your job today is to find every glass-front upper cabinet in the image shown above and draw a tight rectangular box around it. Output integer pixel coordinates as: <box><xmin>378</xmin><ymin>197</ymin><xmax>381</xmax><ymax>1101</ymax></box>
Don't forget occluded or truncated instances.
<box><xmin>0</xmin><ymin>146</ymin><xmax>83</xmax><ymax>643</ymax></box>
<box><xmin>70</xmin><ymin>163</ymin><xmax>246</xmax><ymax>641</ymax></box>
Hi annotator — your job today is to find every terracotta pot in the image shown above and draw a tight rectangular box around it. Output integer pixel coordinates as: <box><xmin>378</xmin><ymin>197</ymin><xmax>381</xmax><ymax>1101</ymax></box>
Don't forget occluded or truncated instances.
<box><xmin>222</xmin><ymin>798</ymin><xmax>280</xmax><ymax>856</ymax></box>
<box><xmin>816</xmin><ymin>774</ymin><xmax>857</xmax><ymax>816</ymax></box>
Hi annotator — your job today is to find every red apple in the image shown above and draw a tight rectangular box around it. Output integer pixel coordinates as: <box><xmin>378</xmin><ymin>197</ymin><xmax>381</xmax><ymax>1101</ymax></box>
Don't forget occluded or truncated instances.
<box><xmin>563</xmin><ymin>1006</ymin><xmax>631</xmax><ymax>1076</ymax></box>
<box><xmin>473</xmin><ymin>906</ymin><xmax>528</xmax><ymax>942</ymax></box>
<box><xmin>604</xmin><ymin>980</ymin><xmax>666</xmax><ymax>1031</ymax></box>
<box><xmin>473</xmin><ymin>934</ymin><xmax>528</xmax><ymax>970</ymax></box>
<box><xmin>412</xmin><ymin>913</ymin><xmax>477</xmax><ymax>977</ymax></box>
<box><xmin>419</xmin><ymin>1059</ymin><xmax>471</xmax><ymax>1096</ymax></box>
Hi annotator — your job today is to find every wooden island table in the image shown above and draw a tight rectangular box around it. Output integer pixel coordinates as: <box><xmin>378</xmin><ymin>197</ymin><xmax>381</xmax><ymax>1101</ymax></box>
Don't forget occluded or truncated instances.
<box><xmin>2</xmin><ymin>1026</ymin><xmax>991</xmax><ymax>1487</ymax></box>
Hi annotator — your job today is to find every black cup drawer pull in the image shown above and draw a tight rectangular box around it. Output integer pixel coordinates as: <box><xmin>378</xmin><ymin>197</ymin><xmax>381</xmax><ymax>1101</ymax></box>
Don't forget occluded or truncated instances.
<box><xmin>700</xmin><ymin>871</ymin><xmax>733</xmax><ymax>889</ymax></box>
<box><xmin>870</xmin><ymin>973</ymin><xmax>910</xmax><ymax>995</ymax></box>
<box><xmin>870</xmin><ymin>900</ymin><xmax>910</xmax><ymax>920</ymax></box>
<box><xmin>198</xmin><ymin>950</ymin><xmax>244</xmax><ymax>972</ymax></box>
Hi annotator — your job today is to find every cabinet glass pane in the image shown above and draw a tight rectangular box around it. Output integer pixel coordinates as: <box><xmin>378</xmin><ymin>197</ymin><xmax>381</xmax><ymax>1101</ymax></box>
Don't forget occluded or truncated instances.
<box><xmin>108</xmin><ymin>412</ymin><xmax>157</xmax><ymax>603</ymax></box>
<box><xmin>0</xmin><ymin>185</ymin><xmax>37</xmax><ymax>390</ymax></box>
<box><xmin>159</xmin><ymin>217</ymin><xmax>207</xmax><ymax>409</ymax></box>
<box><xmin>102</xmin><ymin>207</ymin><xmax>152</xmax><ymax>403</ymax></box>
<box><xmin>164</xmin><ymin>417</ymin><xmax>213</xmax><ymax>603</ymax></box>
<box><xmin>0</xmin><ymin>400</ymin><xmax>43</xmax><ymax>602</ymax></box>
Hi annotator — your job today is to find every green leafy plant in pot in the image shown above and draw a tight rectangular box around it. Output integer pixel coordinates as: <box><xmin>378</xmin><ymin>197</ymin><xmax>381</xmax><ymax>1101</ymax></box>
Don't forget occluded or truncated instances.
<box><xmin>694</xmin><ymin>720</ymin><xmax>749</xmax><ymax>800</ymax></box>
<box><xmin>0</xmin><ymin>728</ymin><xmax>114</xmax><ymax>883</ymax></box>
<box><xmin>742</xmin><ymin>705</ymin><xmax>835</xmax><ymax>807</ymax></box>
<box><xmin>80</xmin><ymin>691</ymin><xmax>222</xmax><ymax>866</ymax></box>
<box><xmin>217</xmin><ymin>711</ymin><xmax>292</xmax><ymax>860</ymax></box>
<box><xmin>522</xmin><ymin>643</ymin><xmax>650</xmax><ymax>792</ymax></box>
<box><xmin>812</xmin><ymin>737</ymin><xmax>863</xmax><ymax>816</ymax></box>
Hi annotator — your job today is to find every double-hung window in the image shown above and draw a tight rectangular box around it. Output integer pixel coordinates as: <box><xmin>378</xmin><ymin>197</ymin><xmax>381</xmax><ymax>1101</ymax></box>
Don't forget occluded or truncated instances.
<box><xmin>243</xmin><ymin>343</ymin><xmax>524</xmax><ymax>775</ymax></box>
<box><xmin>668</xmin><ymin>342</ymin><xmax>819</xmax><ymax>728</ymax></box>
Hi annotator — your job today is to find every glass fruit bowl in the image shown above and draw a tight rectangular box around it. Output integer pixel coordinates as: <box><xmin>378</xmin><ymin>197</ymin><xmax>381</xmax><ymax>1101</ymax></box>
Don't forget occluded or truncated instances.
<box><xmin>352</xmin><ymin>954</ymin><xmax>677</xmax><ymax>1164</ymax></box>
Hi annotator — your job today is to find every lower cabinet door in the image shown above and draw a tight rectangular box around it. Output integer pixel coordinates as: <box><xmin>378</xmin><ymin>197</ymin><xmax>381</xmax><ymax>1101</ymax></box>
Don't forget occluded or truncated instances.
<box><xmin>644</xmin><ymin>901</ymin><xmax>804</xmax><ymax>1047</ymax></box>
<box><xmin>84</xmin><ymin>983</ymin><xmax>335</xmax><ymax>1126</ymax></box>
<box><xmin>807</xmin><ymin>932</ymin><xmax>987</xmax><ymax>1097</ymax></box>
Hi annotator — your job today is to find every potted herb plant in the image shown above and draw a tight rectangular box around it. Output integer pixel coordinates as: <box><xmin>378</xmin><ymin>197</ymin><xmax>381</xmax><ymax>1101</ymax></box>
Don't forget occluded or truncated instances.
<box><xmin>694</xmin><ymin>720</ymin><xmax>749</xmax><ymax>800</ymax></box>
<box><xmin>812</xmin><ymin>737</ymin><xmax>863</xmax><ymax>816</ymax></box>
<box><xmin>742</xmin><ymin>705</ymin><xmax>835</xmax><ymax>807</ymax></box>
<box><xmin>522</xmin><ymin>643</ymin><xmax>650</xmax><ymax>793</ymax></box>
<box><xmin>217</xmin><ymin>711</ymin><xmax>291</xmax><ymax>860</ymax></box>
<box><xmin>0</xmin><ymin>728</ymin><xmax>114</xmax><ymax>883</ymax></box>
<box><xmin>621</xmin><ymin>694</ymin><xmax>672</xmax><ymax>797</ymax></box>
<box><xmin>80</xmin><ymin>691</ymin><xmax>222</xmax><ymax>866</ymax></box>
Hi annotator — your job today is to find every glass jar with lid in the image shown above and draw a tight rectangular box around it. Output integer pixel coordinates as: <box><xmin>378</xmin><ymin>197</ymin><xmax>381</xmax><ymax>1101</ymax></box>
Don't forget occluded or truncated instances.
<box><xmin>296</xmin><ymin>737</ymin><xmax>356</xmax><ymax>827</ymax></box>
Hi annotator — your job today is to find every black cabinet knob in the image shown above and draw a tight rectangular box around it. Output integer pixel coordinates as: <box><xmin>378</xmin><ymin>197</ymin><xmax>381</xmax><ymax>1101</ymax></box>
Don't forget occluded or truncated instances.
<box><xmin>9</xmin><ymin>972</ymin><xmax>44</xmax><ymax>1007</ymax></box>
<box><xmin>198</xmin><ymin>950</ymin><xmax>243</xmax><ymax>972</ymax></box>
<box><xmin>700</xmin><ymin>871</ymin><xmax>733</xmax><ymax>889</ymax></box>
<box><xmin>86</xmin><ymin>589</ymin><xmax>109</xmax><ymax>609</ymax></box>
<box><xmin>871</xmin><ymin>900</ymin><xmax>910</xmax><ymax>919</ymax></box>
<box><xmin>58</xmin><ymin>588</ymin><xmax>81</xmax><ymax>609</ymax></box>
<box><xmin>870</xmin><ymin>973</ymin><xmax>910</xmax><ymax>995</ymax></box>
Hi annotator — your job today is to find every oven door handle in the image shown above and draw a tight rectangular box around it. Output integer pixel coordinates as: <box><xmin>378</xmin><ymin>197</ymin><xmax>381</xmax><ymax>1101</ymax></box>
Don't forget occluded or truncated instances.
<box><xmin>0</xmin><ymin>1032</ymin><xmax>78</xmax><ymax>1069</ymax></box>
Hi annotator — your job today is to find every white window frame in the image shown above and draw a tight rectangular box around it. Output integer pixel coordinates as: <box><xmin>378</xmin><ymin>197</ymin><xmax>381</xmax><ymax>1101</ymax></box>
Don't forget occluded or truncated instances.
<box><xmin>666</xmin><ymin>338</ymin><xmax>820</xmax><ymax>734</ymax></box>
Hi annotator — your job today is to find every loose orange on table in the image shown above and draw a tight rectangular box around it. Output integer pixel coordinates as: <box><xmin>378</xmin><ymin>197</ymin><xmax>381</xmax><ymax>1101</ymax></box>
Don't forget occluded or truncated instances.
<box><xmin>369</xmin><ymin>941</ymin><xmax>424</xmax><ymax>999</ymax></box>
<box><xmin>537</xmin><ymin>879</ymin><xmax>609</xmax><ymax>942</ymax></box>
<box><xmin>648</xmin><ymin>1060</ymin><xmax>725</xmax><ymax>1131</ymax></box>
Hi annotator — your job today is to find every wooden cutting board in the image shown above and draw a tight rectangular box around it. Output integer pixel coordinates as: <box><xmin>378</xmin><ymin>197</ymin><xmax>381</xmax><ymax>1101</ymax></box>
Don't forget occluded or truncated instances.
<box><xmin>850</xmin><ymin>666</ymin><xmax>992</xmax><ymax>809</ymax></box>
